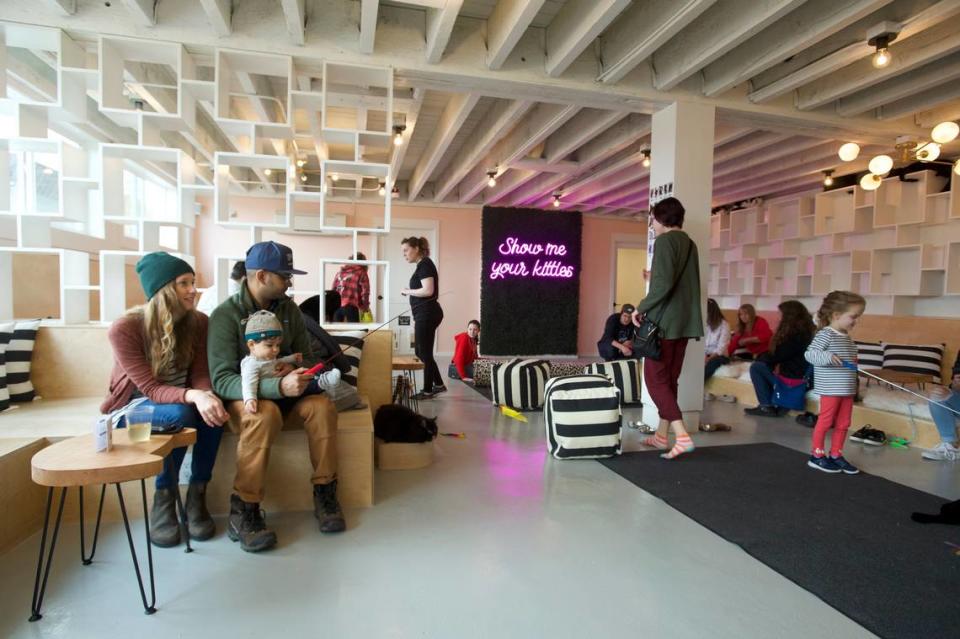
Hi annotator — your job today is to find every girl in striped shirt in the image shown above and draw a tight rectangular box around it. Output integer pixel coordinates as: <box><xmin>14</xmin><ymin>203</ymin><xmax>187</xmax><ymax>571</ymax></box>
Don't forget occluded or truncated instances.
<box><xmin>804</xmin><ymin>291</ymin><xmax>866</xmax><ymax>475</ymax></box>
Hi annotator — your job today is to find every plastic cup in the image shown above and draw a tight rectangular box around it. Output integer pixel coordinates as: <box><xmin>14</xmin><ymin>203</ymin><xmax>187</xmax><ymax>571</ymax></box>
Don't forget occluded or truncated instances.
<box><xmin>125</xmin><ymin>405</ymin><xmax>154</xmax><ymax>443</ymax></box>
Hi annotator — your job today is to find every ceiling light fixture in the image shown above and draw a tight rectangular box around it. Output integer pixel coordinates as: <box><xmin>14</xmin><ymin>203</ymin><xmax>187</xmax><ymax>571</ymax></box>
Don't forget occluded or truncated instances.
<box><xmin>916</xmin><ymin>142</ymin><xmax>941</xmax><ymax>162</ymax></box>
<box><xmin>330</xmin><ymin>172</ymin><xmax>339</xmax><ymax>182</ymax></box>
<box><xmin>641</xmin><ymin>150</ymin><xmax>651</xmax><ymax>168</ymax></box>
<box><xmin>552</xmin><ymin>193</ymin><xmax>561</xmax><ymax>208</ymax></box>
<box><xmin>300</xmin><ymin>174</ymin><xmax>308</xmax><ymax>183</ymax></box>
<box><xmin>393</xmin><ymin>125</ymin><xmax>406</xmax><ymax>146</ymax></box>
<box><xmin>296</xmin><ymin>159</ymin><xmax>306</xmax><ymax>168</ymax></box>
<box><xmin>859</xmin><ymin>173</ymin><xmax>882</xmax><ymax>191</ymax></box>
<box><xmin>838</xmin><ymin>142</ymin><xmax>860</xmax><ymax>162</ymax></box>
<box><xmin>264</xmin><ymin>168</ymin><xmax>272</xmax><ymax>176</ymax></box>
<box><xmin>378</xmin><ymin>182</ymin><xmax>386</xmax><ymax>196</ymax></box>
<box><xmin>486</xmin><ymin>170</ymin><xmax>497</xmax><ymax>188</ymax></box>
<box><xmin>822</xmin><ymin>170</ymin><xmax>834</xmax><ymax>187</ymax></box>
<box><xmin>931</xmin><ymin>121</ymin><xmax>959</xmax><ymax>144</ymax></box>
<box><xmin>868</xmin><ymin>154</ymin><xmax>893</xmax><ymax>176</ymax></box>
<box><xmin>954</xmin><ymin>159</ymin><xmax>960</xmax><ymax>176</ymax></box>
<box><xmin>867</xmin><ymin>22</ymin><xmax>899</xmax><ymax>69</ymax></box>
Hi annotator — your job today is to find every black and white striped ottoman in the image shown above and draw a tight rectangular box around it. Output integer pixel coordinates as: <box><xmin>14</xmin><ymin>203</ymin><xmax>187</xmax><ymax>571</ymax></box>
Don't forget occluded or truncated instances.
<box><xmin>491</xmin><ymin>358</ymin><xmax>550</xmax><ymax>410</ymax></box>
<box><xmin>544</xmin><ymin>374</ymin><xmax>622</xmax><ymax>459</ymax></box>
<box><xmin>584</xmin><ymin>359</ymin><xmax>641</xmax><ymax>404</ymax></box>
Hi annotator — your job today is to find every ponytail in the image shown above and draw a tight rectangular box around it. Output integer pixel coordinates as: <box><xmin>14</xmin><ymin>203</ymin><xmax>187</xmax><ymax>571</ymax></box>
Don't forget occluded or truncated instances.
<box><xmin>401</xmin><ymin>236</ymin><xmax>430</xmax><ymax>257</ymax></box>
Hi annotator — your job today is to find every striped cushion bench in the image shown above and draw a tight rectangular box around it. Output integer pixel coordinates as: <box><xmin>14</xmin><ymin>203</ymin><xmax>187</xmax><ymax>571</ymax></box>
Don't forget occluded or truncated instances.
<box><xmin>491</xmin><ymin>359</ymin><xmax>550</xmax><ymax>410</ymax></box>
<box><xmin>584</xmin><ymin>359</ymin><xmax>641</xmax><ymax>404</ymax></box>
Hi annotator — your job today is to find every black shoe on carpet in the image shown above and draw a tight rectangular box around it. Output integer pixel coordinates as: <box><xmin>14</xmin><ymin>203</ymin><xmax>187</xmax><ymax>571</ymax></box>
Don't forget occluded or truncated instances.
<box><xmin>744</xmin><ymin>405</ymin><xmax>781</xmax><ymax>417</ymax></box>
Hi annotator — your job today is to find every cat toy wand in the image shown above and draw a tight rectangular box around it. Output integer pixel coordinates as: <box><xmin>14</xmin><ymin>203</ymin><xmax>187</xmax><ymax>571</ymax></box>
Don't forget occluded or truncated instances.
<box><xmin>304</xmin><ymin>291</ymin><xmax>454</xmax><ymax>376</ymax></box>
<box><xmin>842</xmin><ymin>361</ymin><xmax>960</xmax><ymax>418</ymax></box>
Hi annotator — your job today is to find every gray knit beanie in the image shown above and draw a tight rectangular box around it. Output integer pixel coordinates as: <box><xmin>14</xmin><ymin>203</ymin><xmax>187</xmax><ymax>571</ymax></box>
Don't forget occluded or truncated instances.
<box><xmin>244</xmin><ymin>310</ymin><xmax>282</xmax><ymax>341</ymax></box>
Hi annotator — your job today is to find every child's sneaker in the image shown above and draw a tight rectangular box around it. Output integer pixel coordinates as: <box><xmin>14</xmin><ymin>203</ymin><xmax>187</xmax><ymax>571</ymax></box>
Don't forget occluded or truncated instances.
<box><xmin>315</xmin><ymin>368</ymin><xmax>342</xmax><ymax>390</ymax></box>
<box><xmin>850</xmin><ymin>425</ymin><xmax>886</xmax><ymax>446</ymax></box>
<box><xmin>807</xmin><ymin>455</ymin><xmax>841</xmax><ymax>473</ymax></box>
<box><xmin>830</xmin><ymin>455</ymin><xmax>860</xmax><ymax>474</ymax></box>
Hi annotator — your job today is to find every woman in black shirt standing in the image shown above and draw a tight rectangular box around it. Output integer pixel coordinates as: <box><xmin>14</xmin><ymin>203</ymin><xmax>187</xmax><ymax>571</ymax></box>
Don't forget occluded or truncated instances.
<box><xmin>401</xmin><ymin>236</ymin><xmax>445</xmax><ymax>399</ymax></box>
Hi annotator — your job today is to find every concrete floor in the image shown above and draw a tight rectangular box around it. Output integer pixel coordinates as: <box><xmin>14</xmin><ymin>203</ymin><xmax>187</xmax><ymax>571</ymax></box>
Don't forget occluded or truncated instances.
<box><xmin>2</xmin><ymin>363</ymin><xmax>958</xmax><ymax>639</ymax></box>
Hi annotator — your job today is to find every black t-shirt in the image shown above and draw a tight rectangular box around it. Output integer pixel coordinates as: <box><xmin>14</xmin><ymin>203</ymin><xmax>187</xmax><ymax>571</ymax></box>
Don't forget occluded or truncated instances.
<box><xmin>601</xmin><ymin>313</ymin><xmax>635</xmax><ymax>345</ymax></box>
<box><xmin>409</xmin><ymin>257</ymin><xmax>440</xmax><ymax>314</ymax></box>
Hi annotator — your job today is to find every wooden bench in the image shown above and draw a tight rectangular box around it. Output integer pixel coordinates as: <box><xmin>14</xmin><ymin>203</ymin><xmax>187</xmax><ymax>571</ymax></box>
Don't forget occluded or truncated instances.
<box><xmin>0</xmin><ymin>324</ymin><xmax>392</xmax><ymax>554</ymax></box>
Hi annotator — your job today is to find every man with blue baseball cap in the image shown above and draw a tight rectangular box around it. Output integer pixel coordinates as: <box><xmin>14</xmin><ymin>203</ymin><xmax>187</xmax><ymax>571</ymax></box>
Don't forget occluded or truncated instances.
<box><xmin>208</xmin><ymin>241</ymin><xmax>344</xmax><ymax>553</ymax></box>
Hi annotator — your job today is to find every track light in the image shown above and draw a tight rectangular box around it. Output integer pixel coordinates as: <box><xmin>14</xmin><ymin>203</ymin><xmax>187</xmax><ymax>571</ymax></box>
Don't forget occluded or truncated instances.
<box><xmin>859</xmin><ymin>173</ymin><xmax>882</xmax><ymax>191</ymax></box>
<box><xmin>486</xmin><ymin>170</ymin><xmax>497</xmax><ymax>188</ymax></box>
<box><xmin>641</xmin><ymin>150</ymin><xmax>651</xmax><ymax>168</ymax></box>
<box><xmin>838</xmin><ymin>142</ymin><xmax>860</xmax><ymax>162</ymax></box>
<box><xmin>378</xmin><ymin>182</ymin><xmax>386</xmax><ymax>196</ymax></box>
<box><xmin>552</xmin><ymin>193</ymin><xmax>561</xmax><ymax>208</ymax></box>
<box><xmin>394</xmin><ymin>125</ymin><xmax>406</xmax><ymax>146</ymax></box>
<box><xmin>931</xmin><ymin>121</ymin><xmax>959</xmax><ymax>144</ymax></box>
<box><xmin>822</xmin><ymin>170</ymin><xmax>834</xmax><ymax>187</ymax></box>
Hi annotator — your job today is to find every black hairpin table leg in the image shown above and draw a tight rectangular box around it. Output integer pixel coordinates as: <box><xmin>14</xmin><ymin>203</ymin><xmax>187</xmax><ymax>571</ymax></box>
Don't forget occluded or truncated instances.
<box><xmin>29</xmin><ymin>487</ymin><xmax>67</xmax><ymax>622</ymax></box>
<box><xmin>116</xmin><ymin>481</ymin><xmax>156</xmax><ymax>615</ymax></box>
<box><xmin>79</xmin><ymin>484</ymin><xmax>106</xmax><ymax>565</ymax></box>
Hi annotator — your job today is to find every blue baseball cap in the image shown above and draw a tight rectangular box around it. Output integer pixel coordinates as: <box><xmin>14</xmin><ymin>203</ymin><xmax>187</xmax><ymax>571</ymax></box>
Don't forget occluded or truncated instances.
<box><xmin>245</xmin><ymin>241</ymin><xmax>307</xmax><ymax>276</ymax></box>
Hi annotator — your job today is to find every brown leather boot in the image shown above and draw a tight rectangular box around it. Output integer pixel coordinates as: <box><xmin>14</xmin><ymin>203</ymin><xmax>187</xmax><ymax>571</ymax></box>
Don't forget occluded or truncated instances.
<box><xmin>227</xmin><ymin>494</ymin><xmax>277</xmax><ymax>553</ymax></box>
<box><xmin>149</xmin><ymin>488</ymin><xmax>181</xmax><ymax>548</ymax></box>
<box><xmin>313</xmin><ymin>480</ymin><xmax>346</xmax><ymax>533</ymax></box>
<box><xmin>185</xmin><ymin>482</ymin><xmax>215</xmax><ymax>541</ymax></box>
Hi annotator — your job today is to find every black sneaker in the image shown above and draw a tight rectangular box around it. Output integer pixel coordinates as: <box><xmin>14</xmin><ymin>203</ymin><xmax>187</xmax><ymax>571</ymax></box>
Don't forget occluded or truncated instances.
<box><xmin>228</xmin><ymin>494</ymin><xmax>277</xmax><ymax>552</ymax></box>
<box><xmin>411</xmin><ymin>391</ymin><xmax>435</xmax><ymax>401</ymax></box>
<box><xmin>431</xmin><ymin>385</ymin><xmax>448</xmax><ymax>395</ymax></box>
<box><xmin>807</xmin><ymin>455</ymin><xmax>841</xmax><ymax>473</ymax></box>
<box><xmin>744</xmin><ymin>405</ymin><xmax>781</xmax><ymax>417</ymax></box>
<box><xmin>795</xmin><ymin>412</ymin><xmax>818</xmax><ymax>428</ymax></box>
<box><xmin>850</xmin><ymin>426</ymin><xmax>886</xmax><ymax>446</ymax></box>
<box><xmin>831</xmin><ymin>455</ymin><xmax>860</xmax><ymax>475</ymax></box>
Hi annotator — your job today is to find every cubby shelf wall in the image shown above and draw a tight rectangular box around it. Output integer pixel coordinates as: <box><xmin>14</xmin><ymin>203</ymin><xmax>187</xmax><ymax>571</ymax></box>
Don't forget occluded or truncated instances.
<box><xmin>708</xmin><ymin>170</ymin><xmax>960</xmax><ymax>316</ymax></box>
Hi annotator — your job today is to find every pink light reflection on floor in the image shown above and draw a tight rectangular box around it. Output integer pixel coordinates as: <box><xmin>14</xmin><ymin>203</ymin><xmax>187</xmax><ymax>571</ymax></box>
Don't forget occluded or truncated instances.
<box><xmin>483</xmin><ymin>438</ymin><xmax>546</xmax><ymax>501</ymax></box>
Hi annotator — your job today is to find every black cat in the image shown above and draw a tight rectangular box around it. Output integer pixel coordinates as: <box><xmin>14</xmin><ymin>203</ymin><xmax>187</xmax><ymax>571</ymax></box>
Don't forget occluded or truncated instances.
<box><xmin>911</xmin><ymin>499</ymin><xmax>960</xmax><ymax>525</ymax></box>
<box><xmin>374</xmin><ymin>404</ymin><xmax>438</xmax><ymax>443</ymax></box>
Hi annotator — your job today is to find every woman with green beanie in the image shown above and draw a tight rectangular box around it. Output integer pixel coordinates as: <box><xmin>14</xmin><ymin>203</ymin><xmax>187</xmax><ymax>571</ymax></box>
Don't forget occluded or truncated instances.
<box><xmin>101</xmin><ymin>251</ymin><xmax>229</xmax><ymax>548</ymax></box>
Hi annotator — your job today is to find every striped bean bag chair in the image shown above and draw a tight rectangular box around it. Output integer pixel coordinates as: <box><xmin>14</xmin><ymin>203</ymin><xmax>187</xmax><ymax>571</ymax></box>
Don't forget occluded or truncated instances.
<box><xmin>544</xmin><ymin>375</ymin><xmax>622</xmax><ymax>459</ymax></box>
<box><xmin>491</xmin><ymin>358</ymin><xmax>550</xmax><ymax>410</ymax></box>
<box><xmin>584</xmin><ymin>359</ymin><xmax>641</xmax><ymax>404</ymax></box>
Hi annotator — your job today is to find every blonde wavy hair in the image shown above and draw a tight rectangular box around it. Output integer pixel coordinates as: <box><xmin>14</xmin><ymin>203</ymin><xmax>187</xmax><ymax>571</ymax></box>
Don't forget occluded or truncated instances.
<box><xmin>816</xmin><ymin>291</ymin><xmax>866</xmax><ymax>329</ymax></box>
<box><xmin>127</xmin><ymin>279</ymin><xmax>197</xmax><ymax>378</ymax></box>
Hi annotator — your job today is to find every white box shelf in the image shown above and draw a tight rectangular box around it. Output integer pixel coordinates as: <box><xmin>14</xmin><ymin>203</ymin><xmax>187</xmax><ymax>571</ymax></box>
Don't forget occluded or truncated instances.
<box><xmin>766</xmin><ymin>196</ymin><xmax>813</xmax><ymax>241</ymax></box>
<box><xmin>321</xmin><ymin>61</ymin><xmax>393</xmax><ymax>150</ymax></box>
<box><xmin>945</xmin><ymin>242</ymin><xmax>960</xmax><ymax>295</ymax></box>
<box><xmin>215</xmin><ymin>49</ymin><xmax>293</xmax><ymax>130</ymax></box>
<box><xmin>815</xmin><ymin>188</ymin><xmax>870</xmax><ymax>235</ymax></box>
<box><xmin>0</xmin><ymin>248</ymin><xmax>90</xmax><ymax>323</ymax></box>
<box><xmin>101</xmin><ymin>144</ymin><xmax>196</xmax><ymax>226</ymax></box>
<box><xmin>320</xmin><ymin>160</ymin><xmax>390</xmax><ymax>233</ymax></box>
<box><xmin>214</xmin><ymin>151</ymin><xmax>291</xmax><ymax>229</ymax></box>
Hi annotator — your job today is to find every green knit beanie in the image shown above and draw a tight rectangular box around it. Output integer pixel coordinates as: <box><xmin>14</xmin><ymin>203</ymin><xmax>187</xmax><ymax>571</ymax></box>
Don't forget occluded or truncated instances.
<box><xmin>136</xmin><ymin>252</ymin><xmax>195</xmax><ymax>300</ymax></box>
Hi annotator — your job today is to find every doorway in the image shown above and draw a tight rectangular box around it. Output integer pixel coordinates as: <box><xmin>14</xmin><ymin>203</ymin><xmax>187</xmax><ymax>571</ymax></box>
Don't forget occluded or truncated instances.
<box><xmin>612</xmin><ymin>244</ymin><xmax>647</xmax><ymax>313</ymax></box>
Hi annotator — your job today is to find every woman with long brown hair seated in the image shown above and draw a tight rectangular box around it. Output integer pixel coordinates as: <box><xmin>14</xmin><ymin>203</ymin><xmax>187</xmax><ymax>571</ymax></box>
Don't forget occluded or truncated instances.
<box><xmin>744</xmin><ymin>300</ymin><xmax>816</xmax><ymax>417</ymax></box>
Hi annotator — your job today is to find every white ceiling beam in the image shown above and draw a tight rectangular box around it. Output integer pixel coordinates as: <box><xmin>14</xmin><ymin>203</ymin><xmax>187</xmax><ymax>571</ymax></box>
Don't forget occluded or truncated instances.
<box><xmin>836</xmin><ymin>51</ymin><xmax>960</xmax><ymax>117</ymax></box>
<box><xmin>485</xmin><ymin>0</ymin><xmax>545</xmax><ymax>70</ymax></box>
<box><xmin>389</xmin><ymin>87</ymin><xmax>425</xmax><ymax>185</ymax></box>
<box><xmin>408</xmin><ymin>92</ymin><xmax>479</xmax><ymax>201</ymax></box>
<box><xmin>544</xmin><ymin>109</ymin><xmax>627</xmax><ymax>163</ymax></box>
<box><xmin>702</xmin><ymin>0</ymin><xmax>892</xmax><ymax>97</ymax></box>
<box><xmin>45</xmin><ymin>0</ymin><xmax>75</xmax><ymax>15</ymax></box>
<box><xmin>713</xmin><ymin>131</ymin><xmax>791</xmax><ymax>164</ymax></box>
<box><xmin>425</xmin><ymin>0</ymin><xmax>464</xmax><ymax>64</ymax></box>
<box><xmin>510</xmin><ymin>158</ymin><xmax>580</xmax><ymax>174</ymax></box>
<box><xmin>597</xmin><ymin>0</ymin><xmax>717</xmax><ymax>85</ymax></box>
<box><xmin>914</xmin><ymin>101</ymin><xmax>960</xmax><ymax>129</ymax></box>
<box><xmin>715</xmin><ymin>141</ymin><xmax>840</xmax><ymax>186</ymax></box>
<box><xmin>751</xmin><ymin>0</ymin><xmax>960</xmax><ymax>103</ymax></box>
<box><xmin>280</xmin><ymin>0</ymin><xmax>306</xmax><ymax>46</ymax></box>
<box><xmin>713</xmin><ymin>123</ymin><xmax>753</xmax><ymax>146</ymax></box>
<box><xmin>359</xmin><ymin>0</ymin><xmax>379</xmax><ymax>54</ymax></box>
<box><xmin>797</xmin><ymin>15</ymin><xmax>960</xmax><ymax>110</ymax></box>
<box><xmin>123</xmin><ymin>0</ymin><xmax>157</xmax><ymax>26</ymax></box>
<box><xmin>714</xmin><ymin>136</ymin><xmax>830</xmax><ymax>177</ymax></box>
<box><xmin>714</xmin><ymin>174</ymin><xmax>824</xmax><ymax>204</ymax></box>
<box><xmin>545</xmin><ymin>0</ymin><xmax>630</xmax><ymax>78</ymax></box>
<box><xmin>522</xmin><ymin>144</ymin><xmax>647</xmax><ymax>208</ymax></box>
<box><xmin>433</xmin><ymin>98</ymin><xmax>533</xmax><ymax>201</ymax></box>
<box><xmin>199</xmin><ymin>0</ymin><xmax>233</xmax><ymax>37</ymax></box>
<box><xmin>878</xmin><ymin>79</ymin><xmax>960</xmax><ymax>120</ymax></box>
<box><xmin>458</xmin><ymin>102</ymin><xmax>579</xmax><ymax>203</ymax></box>
<box><xmin>652</xmin><ymin>0</ymin><xmax>807</xmax><ymax>91</ymax></box>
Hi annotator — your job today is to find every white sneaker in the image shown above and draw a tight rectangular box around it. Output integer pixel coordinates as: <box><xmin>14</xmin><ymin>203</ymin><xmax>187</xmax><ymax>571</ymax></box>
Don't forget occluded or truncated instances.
<box><xmin>718</xmin><ymin>394</ymin><xmax>738</xmax><ymax>403</ymax></box>
<box><xmin>315</xmin><ymin>368</ymin><xmax>342</xmax><ymax>391</ymax></box>
<box><xmin>921</xmin><ymin>442</ymin><xmax>960</xmax><ymax>461</ymax></box>
<box><xmin>704</xmin><ymin>392</ymin><xmax>716</xmax><ymax>401</ymax></box>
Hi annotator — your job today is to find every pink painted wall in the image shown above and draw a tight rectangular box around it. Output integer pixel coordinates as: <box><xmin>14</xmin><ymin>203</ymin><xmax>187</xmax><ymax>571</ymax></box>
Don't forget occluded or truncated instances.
<box><xmin>194</xmin><ymin>196</ymin><xmax>646</xmax><ymax>356</ymax></box>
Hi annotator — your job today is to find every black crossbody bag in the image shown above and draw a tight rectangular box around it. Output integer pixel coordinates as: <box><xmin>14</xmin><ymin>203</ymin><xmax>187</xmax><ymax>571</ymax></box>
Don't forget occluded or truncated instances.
<box><xmin>632</xmin><ymin>240</ymin><xmax>693</xmax><ymax>361</ymax></box>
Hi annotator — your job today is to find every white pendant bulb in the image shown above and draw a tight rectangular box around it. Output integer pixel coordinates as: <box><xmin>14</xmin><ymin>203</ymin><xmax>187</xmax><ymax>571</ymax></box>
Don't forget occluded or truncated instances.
<box><xmin>859</xmin><ymin>173</ymin><xmax>882</xmax><ymax>191</ymax></box>
<box><xmin>954</xmin><ymin>159</ymin><xmax>960</xmax><ymax>176</ymax></box>
<box><xmin>917</xmin><ymin>142</ymin><xmax>941</xmax><ymax>162</ymax></box>
<box><xmin>868</xmin><ymin>154</ymin><xmax>893</xmax><ymax>176</ymax></box>
<box><xmin>931</xmin><ymin>121</ymin><xmax>959</xmax><ymax>144</ymax></box>
<box><xmin>872</xmin><ymin>47</ymin><xmax>891</xmax><ymax>68</ymax></box>
<box><xmin>838</xmin><ymin>142</ymin><xmax>860</xmax><ymax>162</ymax></box>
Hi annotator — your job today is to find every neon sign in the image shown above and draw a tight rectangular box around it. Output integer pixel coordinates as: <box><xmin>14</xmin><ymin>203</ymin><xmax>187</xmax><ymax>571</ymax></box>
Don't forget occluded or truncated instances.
<box><xmin>489</xmin><ymin>236</ymin><xmax>576</xmax><ymax>280</ymax></box>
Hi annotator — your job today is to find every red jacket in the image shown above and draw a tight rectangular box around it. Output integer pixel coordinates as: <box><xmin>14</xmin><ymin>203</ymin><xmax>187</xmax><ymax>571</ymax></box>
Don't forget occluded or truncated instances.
<box><xmin>101</xmin><ymin>313</ymin><xmax>212</xmax><ymax>413</ymax></box>
<box><xmin>334</xmin><ymin>264</ymin><xmax>370</xmax><ymax>311</ymax></box>
<box><xmin>452</xmin><ymin>332</ymin><xmax>478</xmax><ymax>379</ymax></box>
<box><xmin>728</xmin><ymin>316</ymin><xmax>772</xmax><ymax>357</ymax></box>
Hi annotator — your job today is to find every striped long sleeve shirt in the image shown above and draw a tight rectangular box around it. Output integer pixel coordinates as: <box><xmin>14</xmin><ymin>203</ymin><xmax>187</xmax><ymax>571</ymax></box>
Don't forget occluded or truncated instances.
<box><xmin>805</xmin><ymin>327</ymin><xmax>858</xmax><ymax>396</ymax></box>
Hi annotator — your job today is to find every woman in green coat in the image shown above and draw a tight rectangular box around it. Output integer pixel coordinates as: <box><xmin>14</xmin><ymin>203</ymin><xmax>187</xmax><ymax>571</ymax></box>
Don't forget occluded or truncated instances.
<box><xmin>634</xmin><ymin>197</ymin><xmax>703</xmax><ymax>460</ymax></box>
